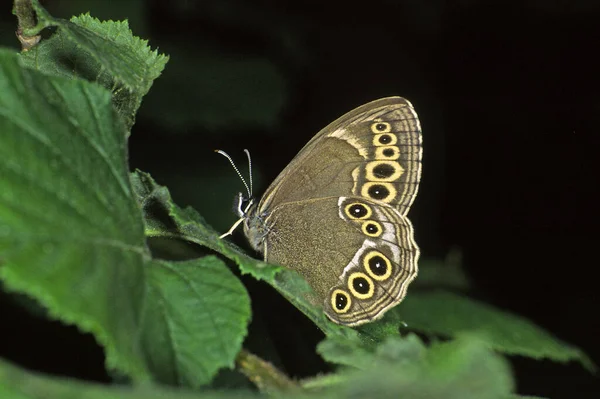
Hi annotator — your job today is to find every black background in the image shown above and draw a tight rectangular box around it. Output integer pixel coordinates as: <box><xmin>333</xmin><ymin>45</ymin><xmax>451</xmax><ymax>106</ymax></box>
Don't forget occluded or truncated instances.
<box><xmin>1</xmin><ymin>0</ymin><xmax>599</xmax><ymax>397</ymax></box>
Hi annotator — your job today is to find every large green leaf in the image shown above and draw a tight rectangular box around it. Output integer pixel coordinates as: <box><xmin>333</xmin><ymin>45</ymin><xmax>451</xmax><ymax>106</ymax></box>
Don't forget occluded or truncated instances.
<box><xmin>19</xmin><ymin>0</ymin><xmax>168</xmax><ymax>131</ymax></box>
<box><xmin>0</xmin><ymin>48</ymin><xmax>147</xmax><ymax>379</ymax></box>
<box><xmin>0</xmin><ymin>50</ymin><xmax>250</xmax><ymax>386</ymax></box>
<box><xmin>397</xmin><ymin>290</ymin><xmax>595</xmax><ymax>371</ymax></box>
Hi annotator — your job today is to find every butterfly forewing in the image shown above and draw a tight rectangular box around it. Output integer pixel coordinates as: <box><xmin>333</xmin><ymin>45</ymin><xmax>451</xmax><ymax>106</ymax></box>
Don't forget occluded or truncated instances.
<box><xmin>258</xmin><ymin>97</ymin><xmax>422</xmax><ymax>216</ymax></box>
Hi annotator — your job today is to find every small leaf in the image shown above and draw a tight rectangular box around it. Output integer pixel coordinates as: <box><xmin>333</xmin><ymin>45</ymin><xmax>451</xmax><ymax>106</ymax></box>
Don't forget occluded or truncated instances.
<box><xmin>398</xmin><ymin>290</ymin><xmax>595</xmax><ymax>371</ymax></box>
<box><xmin>140</xmin><ymin>257</ymin><xmax>251</xmax><ymax>387</ymax></box>
<box><xmin>19</xmin><ymin>0</ymin><xmax>169</xmax><ymax>130</ymax></box>
<box><xmin>312</xmin><ymin>335</ymin><xmax>514</xmax><ymax>399</ymax></box>
<box><xmin>317</xmin><ymin>333</ymin><xmax>425</xmax><ymax>370</ymax></box>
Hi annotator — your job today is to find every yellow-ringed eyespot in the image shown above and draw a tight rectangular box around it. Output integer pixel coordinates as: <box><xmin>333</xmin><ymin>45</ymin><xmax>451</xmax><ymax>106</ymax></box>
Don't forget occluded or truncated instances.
<box><xmin>365</xmin><ymin>161</ymin><xmax>404</xmax><ymax>182</ymax></box>
<box><xmin>363</xmin><ymin>250</ymin><xmax>392</xmax><ymax>281</ymax></box>
<box><xmin>372</xmin><ymin>133</ymin><xmax>397</xmax><ymax>146</ymax></box>
<box><xmin>361</xmin><ymin>221</ymin><xmax>382</xmax><ymax>237</ymax></box>
<box><xmin>344</xmin><ymin>202</ymin><xmax>372</xmax><ymax>220</ymax></box>
<box><xmin>331</xmin><ymin>289</ymin><xmax>351</xmax><ymax>313</ymax></box>
<box><xmin>347</xmin><ymin>272</ymin><xmax>375</xmax><ymax>299</ymax></box>
<box><xmin>361</xmin><ymin>182</ymin><xmax>396</xmax><ymax>203</ymax></box>
<box><xmin>370</xmin><ymin>121</ymin><xmax>392</xmax><ymax>134</ymax></box>
<box><xmin>375</xmin><ymin>146</ymin><xmax>400</xmax><ymax>160</ymax></box>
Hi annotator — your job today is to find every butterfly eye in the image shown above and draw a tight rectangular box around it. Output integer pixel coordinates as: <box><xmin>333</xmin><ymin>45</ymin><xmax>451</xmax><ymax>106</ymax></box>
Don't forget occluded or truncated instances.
<box><xmin>374</xmin><ymin>163</ymin><xmax>396</xmax><ymax>178</ymax></box>
<box><xmin>331</xmin><ymin>289</ymin><xmax>351</xmax><ymax>313</ymax></box>
<box><xmin>363</xmin><ymin>250</ymin><xmax>393</xmax><ymax>281</ymax></box>
<box><xmin>348</xmin><ymin>272</ymin><xmax>375</xmax><ymax>299</ymax></box>
<box><xmin>371</xmin><ymin>121</ymin><xmax>392</xmax><ymax>133</ymax></box>
<box><xmin>362</xmin><ymin>221</ymin><xmax>382</xmax><ymax>237</ymax></box>
<box><xmin>361</xmin><ymin>182</ymin><xmax>396</xmax><ymax>202</ymax></box>
<box><xmin>373</xmin><ymin>133</ymin><xmax>397</xmax><ymax>146</ymax></box>
<box><xmin>375</xmin><ymin>146</ymin><xmax>400</xmax><ymax>160</ymax></box>
<box><xmin>365</xmin><ymin>161</ymin><xmax>404</xmax><ymax>182</ymax></box>
<box><xmin>344</xmin><ymin>202</ymin><xmax>372</xmax><ymax>219</ymax></box>
<box><xmin>369</xmin><ymin>184</ymin><xmax>388</xmax><ymax>199</ymax></box>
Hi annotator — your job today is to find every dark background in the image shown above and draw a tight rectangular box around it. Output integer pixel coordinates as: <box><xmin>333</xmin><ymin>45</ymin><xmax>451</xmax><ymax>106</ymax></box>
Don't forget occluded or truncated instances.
<box><xmin>1</xmin><ymin>0</ymin><xmax>599</xmax><ymax>397</ymax></box>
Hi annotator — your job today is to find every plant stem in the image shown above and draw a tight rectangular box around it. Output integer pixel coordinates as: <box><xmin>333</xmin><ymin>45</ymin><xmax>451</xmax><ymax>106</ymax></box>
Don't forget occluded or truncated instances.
<box><xmin>13</xmin><ymin>0</ymin><xmax>40</xmax><ymax>51</ymax></box>
<box><xmin>236</xmin><ymin>349</ymin><xmax>299</xmax><ymax>394</ymax></box>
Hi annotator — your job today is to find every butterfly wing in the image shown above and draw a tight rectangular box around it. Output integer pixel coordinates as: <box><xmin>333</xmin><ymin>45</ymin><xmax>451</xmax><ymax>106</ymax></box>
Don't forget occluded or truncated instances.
<box><xmin>244</xmin><ymin>97</ymin><xmax>422</xmax><ymax>326</ymax></box>
<box><xmin>260</xmin><ymin>196</ymin><xmax>419</xmax><ymax>326</ymax></box>
<box><xmin>258</xmin><ymin>97</ymin><xmax>422</xmax><ymax>216</ymax></box>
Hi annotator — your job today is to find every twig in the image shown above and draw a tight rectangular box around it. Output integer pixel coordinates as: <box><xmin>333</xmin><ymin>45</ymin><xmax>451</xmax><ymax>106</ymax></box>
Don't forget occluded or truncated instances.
<box><xmin>236</xmin><ymin>349</ymin><xmax>299</xmax><ymax>394</ymax></box>
<box><xmin>13</xmin><ymin>0</ymin><xmax>41</xmax><ymax>51</ymax></box>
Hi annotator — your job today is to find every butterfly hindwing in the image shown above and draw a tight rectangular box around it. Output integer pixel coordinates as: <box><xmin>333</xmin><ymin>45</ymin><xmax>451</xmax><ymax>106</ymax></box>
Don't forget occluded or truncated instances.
<box><xmin>323</xmin><ymin>196</ymin><xmax>419</xmax><ymax>325</ymax></box>
<box><xmin>251</xmin><ymin>195</ymin><xmax>419</xmax><ymax>326</ymax></box>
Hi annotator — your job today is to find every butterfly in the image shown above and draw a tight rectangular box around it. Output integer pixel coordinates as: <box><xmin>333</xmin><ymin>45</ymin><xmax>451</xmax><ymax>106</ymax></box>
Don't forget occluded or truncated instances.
<box><xmin>220</xmin><ymin>97</ymin><xmax>422</xmax><ymax>326</ymax></box>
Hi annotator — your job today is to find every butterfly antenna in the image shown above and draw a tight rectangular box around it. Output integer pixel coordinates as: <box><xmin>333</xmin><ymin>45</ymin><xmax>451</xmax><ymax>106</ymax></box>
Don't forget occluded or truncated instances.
<box><xmin>215</xmin><ymin>149</ymin><xmax>252</xmax><ymax>199</ymax></box>
<box><xmin>243</xmin><ymin>149</ymin><xmax>253</xmax><ymax>197</ymax></box>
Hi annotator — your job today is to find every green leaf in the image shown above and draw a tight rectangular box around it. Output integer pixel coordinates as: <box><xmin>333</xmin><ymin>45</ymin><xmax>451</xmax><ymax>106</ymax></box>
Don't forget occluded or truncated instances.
<box><xmin>317</xmin><ymin>333</ymin><xmax>424</xmax><ymax>370</ymax></box>
<box><xmin>19</xmin><ymin>0</ymin><xmax>169</xmax><ymax>131</ymax></box>
<box><xmin>312</xmin><ymin>335</ymin><xmax>514</xmax><ymax>399</ymax></box>
<box><xmin>0</xmin><ymin>50</ymin><xmax>250</xmax><ymax>386</ymax></box>
<box><xmin>398</xmin><ymin>290</ymin><xmax>596</xmax><ymax>371</ymax></box>
<box><xmin>141</xmin><ymin>257</ymin><xmax>251</xmax><ymax>387</ymax></box>
<box><xmin>0</xmin><ymin>48</ymin><xmax>148</xmax><ymax>380</ymax></box>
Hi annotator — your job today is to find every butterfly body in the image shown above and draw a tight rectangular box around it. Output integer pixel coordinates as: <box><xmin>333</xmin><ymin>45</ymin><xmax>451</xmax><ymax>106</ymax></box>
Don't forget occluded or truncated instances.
<box><xmin>242</xmin><ymin>97</ymin><xmax>422</xmax><ymax>326</ymax></box>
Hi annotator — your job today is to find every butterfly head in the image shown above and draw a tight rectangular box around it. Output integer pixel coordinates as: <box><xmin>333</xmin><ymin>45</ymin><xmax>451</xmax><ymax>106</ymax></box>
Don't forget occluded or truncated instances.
<box><xmin>229</xmin><ymin>191</ymin><xmax>265</xmax><ymax>252</ymax></box>
<box><xmin>216</xmin><ymin>149</ymin><xmax>258</xmax><ymax>240</ymax></box>
<box><xmin>242</xmin><ymin>201</ymin><xmax>267</xmax><ymax>253</ymax></box>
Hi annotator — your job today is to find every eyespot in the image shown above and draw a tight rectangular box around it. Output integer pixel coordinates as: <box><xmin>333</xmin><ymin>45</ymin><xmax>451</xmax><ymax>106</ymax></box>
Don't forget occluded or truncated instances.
<box><xmin>331</xmin><ymin>289</ymin><xmax>351</xmax><ymax>313</ymax></box>
<box><xmin>364</xmin><ymin>250</ymin><xmax>392</xmax><ymax>281</ymax></box>
<box><xmin>361</xmin><ymin>182</ymin><xmax>396</xmax><ymax>202</ymax></box>
<box><xmin>344</xmin><ymin>202</ymin><xmax>372</xmax><ymax>220</ymax></box>
<box><xmin>373</xmin><ymin>133</ymin><xmax>397</xmax><ymax>146</ymax></box>
<box><xmin>375</xmin><ymin>146</ymin><xmax>400</xmax><ymax>160</ymax></box>
<box><xmin>347</xmin><ymin>272</ymin><xmax>375</xmax><ymax>299</ymax></box>
<box><xmin>365</xmin><ymin>161</ymin><xmax>404</xmax><ymax>182</ymax></box>
<box><xmin>370</xmin><ymin>121</ymin><xmax>392</xmax><ymax>134</ymax></box>
<box><xmin>361</xmin><ymin>221</ymin><xmax>382</xmax><ymax>237</ymax></box>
